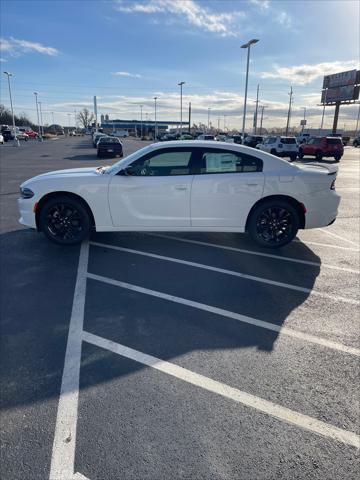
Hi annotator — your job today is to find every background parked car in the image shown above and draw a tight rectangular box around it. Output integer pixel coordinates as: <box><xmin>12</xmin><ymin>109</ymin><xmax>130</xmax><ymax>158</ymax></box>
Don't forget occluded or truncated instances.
<box><xmin>179</xmin><ymin>134</ymin><xmax>193</xmax><ymax>140</ymax></box>
<box><xmin>197</xmin><ymin>134</ymin><xmax>216</xmax><ymax>141</ymax></box>
<box><xmin>1</xmin><ymin>129</ymin><xmax>14</xmax><ymax>142</ymax></box>
<box><xmin>243</xmin><ymin>135</ymin><xmax>263</xmax><ymax>148</ymax></box>
<box><xmin>16</xmin><ymin>131</ymin><xmax>29</xmax><ymax>141</ymax></box>
<box><xmin>353</xmin><ymin>135</ymin><xmax>360</xmax><ymax>147</ymax></box>
<box><xmin>231</xmin><ymin>135</ymin><xmax>243</xmax><ymax>144</ymax></box>
<box><xmin>0</xmin><ymin>133</ymin><xmax>4</xmax><ymax>144</ymax></box>
<box><xmin>20</xmin><ymin>129</ymin><xmax>38</xmax><ymax>139</ymax></box>
<box><xmin>92</xmin><ymin>133</ymin><xmax>108</xmax><ymax>147</ymax></box>
<box><xmin>296</xmin><ymin>133</ymin><xmax>311</xmax><ymax>144</ymax></box>
<box><xmin>256</xmin><ymin>136</ymin><xmax>298</xmax><ymax>161</ymax></box>
<box><xmin>298</xmin><ymin>137</ymin><xmax>343</xmax><ymax>162</ymax></box>
<box><xmin>97</xmin><ymin>136</ymin><xmax>123</xmax><ymax>158</ymax></box>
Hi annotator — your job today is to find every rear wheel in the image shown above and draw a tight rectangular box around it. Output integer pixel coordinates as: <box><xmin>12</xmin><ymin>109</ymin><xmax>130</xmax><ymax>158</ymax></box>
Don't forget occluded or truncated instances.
<box><xmin>334</xmin><ymin>154</ymin><xmax>341</xmax><ymax>162</ymax></box>
<box><xmin>298</xmin><ymin>149</ymin><xmax>304</xmax><ymax>159</ymax></box>
<box><xmin>247</xmin><ymin>200</ymin><xmax>299</xmax><ymax>248</ymax></box>
<box><xmin>289</xmin><ymin>154</ymin><xmax>297</xmax><ymax>162</ymax></box>
<box><xmin>39</xmin><ymin>195</ymin><xmax>91</xmax><ymax>245</ymax></box>
<box><xmin>270</xmin><ymin>149</ymin><xmax>277</xmax><ymax>156</ymax></box>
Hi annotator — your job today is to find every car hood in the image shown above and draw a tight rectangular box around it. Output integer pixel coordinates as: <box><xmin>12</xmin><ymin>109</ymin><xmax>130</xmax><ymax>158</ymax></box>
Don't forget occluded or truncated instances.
<box><xmin>22</xmin><ymin>167</ymin><xmax>101</xmax><ymax>187</ymax></box>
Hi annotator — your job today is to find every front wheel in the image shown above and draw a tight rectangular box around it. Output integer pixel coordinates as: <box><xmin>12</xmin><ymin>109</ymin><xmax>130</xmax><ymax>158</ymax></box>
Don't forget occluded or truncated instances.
<box><xmin>39</xmin><ymin>195</ymin><xmax>91</xmax><ymax>245</ymax></box>
<box><xmin>334</xmin><ymin>155</ymin><xmax>342</xmax><ymax>162</ymax></box>
<box><xmin>289</xmin><ymin>154</ymin><xmax>297</xmax><ymax>162</ymax></box>
<box><xmin>247</xmin><ymin>200</ymin><xmax>299</xmax><ymax>248</ymax></box>
<box><xmin>298</xmin><ymin>149</ymin><xmax>304</xmax><ymax>159</ymax></box>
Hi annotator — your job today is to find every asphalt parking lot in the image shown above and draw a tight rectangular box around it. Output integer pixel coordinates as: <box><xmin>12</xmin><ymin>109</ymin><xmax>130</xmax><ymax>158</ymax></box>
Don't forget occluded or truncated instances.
<box><xmin>1</xmin><ymin>137</ymin><xmax>359</xmax><ymax>479</ymax></box>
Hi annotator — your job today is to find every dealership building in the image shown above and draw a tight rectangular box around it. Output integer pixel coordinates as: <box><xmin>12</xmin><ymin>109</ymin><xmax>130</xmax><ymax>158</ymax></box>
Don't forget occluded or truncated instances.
<box><xmin>100</xmin><ymin>119</ymin><xmax>189</xmax><ymax>137</ymax></box>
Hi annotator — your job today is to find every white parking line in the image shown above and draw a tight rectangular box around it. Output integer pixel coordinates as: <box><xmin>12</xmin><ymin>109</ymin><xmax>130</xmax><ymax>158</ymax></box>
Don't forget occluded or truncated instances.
<box><xmin>82</xmin><ymin>331</ymin><xmax>360</xmax><ymax>449</ymax></box>
<box><xmin>91</xmin><ymin>242</ymin><xmax>359</xmax><ymax>305</ymax></box>
<box><xmin>87</xmin><ymin>272</ymin><xmax>360</xmax><ymax>357</ymax></box>
<box><xmin>319</xmin><ymin>228</ymin><xmax>359</xmax><ymax>247</ymax></box>
<box><xmin>50</xmin><ymin>241</ymin><xmax>89</xmax><ymax>480</ymax></box>
<box><xmin>147</xmin><ymin>234</ymin><xmax>359</xmax><ymax>273</ymax></box>
<box><xmin>294</xmin><ymin>239</ymin><xmax>359</xmax><ymax>252</ymax></box>
<box><xmin>72</xmin><ymin>473</ymin><xmax>90</xmax><ymax>480</ymax></box>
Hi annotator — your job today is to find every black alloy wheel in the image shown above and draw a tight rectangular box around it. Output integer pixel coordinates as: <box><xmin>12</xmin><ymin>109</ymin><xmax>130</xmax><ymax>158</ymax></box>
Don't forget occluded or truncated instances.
<box><xmin>298</xmin><ymin>149</ymin><xmax>304</xmax><ymax>159</ymax></box>
<box><xmin>315</xmin><ymin>150</ymin><xmax>323</xmax><ymax>161</ymax></box>
<box><xmin>248</xmin><ymin>201</ymin><xmax>299</xmax><ymax>248</ymax></box>
<box><xmin>39</xmin><ymin>196</ymin><xmax>90</xmax><ymax>245</ymax></box>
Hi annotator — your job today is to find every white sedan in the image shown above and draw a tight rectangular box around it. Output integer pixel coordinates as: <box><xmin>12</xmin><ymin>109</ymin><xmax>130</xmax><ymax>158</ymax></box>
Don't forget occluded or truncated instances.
<box><xmin>18</xmin><ymin>141</ymin><xmax>340</xmax><ymax>248</ymax></box>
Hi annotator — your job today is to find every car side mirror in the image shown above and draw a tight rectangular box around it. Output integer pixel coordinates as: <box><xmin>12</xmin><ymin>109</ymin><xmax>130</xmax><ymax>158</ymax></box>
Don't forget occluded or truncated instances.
<box><xmin>120</xmin><ymin>165</ymin><xmax>135</xmax><ymax>176</ymax></box>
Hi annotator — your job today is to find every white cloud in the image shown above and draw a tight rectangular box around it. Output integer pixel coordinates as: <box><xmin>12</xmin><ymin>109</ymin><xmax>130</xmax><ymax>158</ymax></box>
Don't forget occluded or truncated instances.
<box><xmin>111</xmin><ymin>71</ymin><xmax>142</xmax><ymax>78</ymax></box>
<box><xmin>277</xmin><ymin>11</ymin><xmax>292</xmax><ymax>28</ymax></box>
<box><xmin>0</xmin><ymin>37</ymin><xmax>59</xmax><ymax>58</ymax></box>
<box><xmin>114</xmin><ymin>0</ymin><xmax>245</xmax><ymax>37</ymax></box>
<box><xmin>262</xmin><ymin>60</ymin><xmax>359</xmax><ymax>85</ymax></box>
<box><xmin>249</xmin><ymin>0</ymin><xmax>270</xmax><ymax>11</ymax></box>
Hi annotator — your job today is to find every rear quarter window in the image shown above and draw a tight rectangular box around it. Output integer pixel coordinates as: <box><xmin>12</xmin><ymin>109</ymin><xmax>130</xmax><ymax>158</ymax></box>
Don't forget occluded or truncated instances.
<box><xmin>280</xmin><ymin>138</ymin><xmax>297</xmax><ymax>144</ymax></box>
<box><xmin>327</xmin><ymin>138</ymin><xmax>342</xmax><ymax>145</ymax></box>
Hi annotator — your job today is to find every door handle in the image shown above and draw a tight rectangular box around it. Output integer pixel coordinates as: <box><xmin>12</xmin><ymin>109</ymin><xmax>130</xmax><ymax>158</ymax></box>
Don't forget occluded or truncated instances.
<box><xmin>175</xmin><ymin>185</ymin><xmax>188</xmax><ymax>190</ymax></box>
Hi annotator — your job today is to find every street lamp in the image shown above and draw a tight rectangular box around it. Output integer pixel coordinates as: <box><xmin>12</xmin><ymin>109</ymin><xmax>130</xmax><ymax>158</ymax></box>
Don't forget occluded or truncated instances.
<box><xmin>38</xmin><ymin>101</ymin><xmax>44</xmax><ymax>136</ymax></box>
<box><xmin>207</xmin><ymin>107</ymin><xmax>211</xmax><ymax>131</ymax></box>
<box><xmin>140</xmin><ymin>105</ymin><xmax>143</xmax><ymax>138</ymax></box>
<box><xmin>240</xmin><ymin>38</ymin><xmax>259</xmax><ymax>141</ymax></box>
<box><xmin>33</xmin><ymin>92</ymin><xmax>42</xmax><ymax>141</ymax></box>
<box><xmin>154</xmin><ymin>97</ymin><xmax>158</xmax><ymax>139</ymax></box>
<box><xmin>3</xmin><ymin>72</ymin><xmax>19</xmax><ymax>146</ymax></box>
<box><xmin>302</xmin><ymin>107</ymin><xmax>306</xmax><ymax>132</ymax></box>
<box><xmin>178</xmin><ymin>81</ymin><xmax>185</xmax><ymax>134</ymax></box>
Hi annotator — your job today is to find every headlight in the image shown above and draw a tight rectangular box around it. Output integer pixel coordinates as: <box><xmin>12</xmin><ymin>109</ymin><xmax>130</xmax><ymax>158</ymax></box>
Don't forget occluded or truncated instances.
<box><xmin>20</xmin><ymin>187</ymin><xmax>34</xmax><ymax>199</ymax></box>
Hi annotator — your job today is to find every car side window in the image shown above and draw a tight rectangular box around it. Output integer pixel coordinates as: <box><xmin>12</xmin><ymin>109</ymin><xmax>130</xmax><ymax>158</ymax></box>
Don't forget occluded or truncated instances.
<box><xmin>129</xmin><ymin>149</ymin><xmax>193</xmax><ymax>176</ymax></box>
<box><xmin>195</xmin><ymin>149</ymin><xmax>263</xmax><ymax>174</ymax></box>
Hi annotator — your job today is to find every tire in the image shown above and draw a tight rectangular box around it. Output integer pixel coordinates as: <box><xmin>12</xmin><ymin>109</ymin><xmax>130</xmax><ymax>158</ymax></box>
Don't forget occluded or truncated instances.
<box><xmin>315</xmin><ymin>150</ymin><xmax>323</xmax><ymax>161</ymax></box>
<box><xmin>298</xmin><ymin>149</ymin><xmax>304</xmax><ymax>159</ymax></box>
<box><xmin>334</xmin><ymin>155</ymin><xmax>341</xmax><ymax>162</ymax></box>
<box><xmin>247</xmin><ymin>200</ymin><xmax>299</xmax><ymax>248</ymax></box>
<box><xmin>289</xmin><ymin>154</ymin><xmax>297</xmax><ymax>162</ymax></box>
<box><xmin>270</xmin><ymin>149</ymin><xmax>277</xmax><ymax>156</ymax></box>
<box><xmin>39</xmin><ymin>195</ymin><xmax>91</xmax><ymax>245</ymax></box>
<box><xmin>354</xmin><ymin>141</ymin><xmax>358</xmax><ymax>147</ymax></box>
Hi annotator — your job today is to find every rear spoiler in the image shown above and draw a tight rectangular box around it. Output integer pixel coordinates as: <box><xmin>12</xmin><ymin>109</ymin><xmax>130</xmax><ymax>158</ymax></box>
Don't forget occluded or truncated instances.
<box><xmin>303</xmin><ymin>163</ymin><xmax>338</xmax><ymax>175</ymax></box>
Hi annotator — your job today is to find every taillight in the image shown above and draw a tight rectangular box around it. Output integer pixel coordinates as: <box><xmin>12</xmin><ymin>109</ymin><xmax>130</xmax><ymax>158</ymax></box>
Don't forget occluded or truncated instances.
<box><xmin>330</xmin><ymin>179</ymin><xmax>336</xmax><ymax>190</ymax></box>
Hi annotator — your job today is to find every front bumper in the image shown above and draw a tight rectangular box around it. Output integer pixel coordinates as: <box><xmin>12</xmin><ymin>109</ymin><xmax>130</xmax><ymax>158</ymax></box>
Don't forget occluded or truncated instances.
<box><xmin>18</xmin><ymin>198</ymin><xmax>37</xmax><ymax>229</ymax></box>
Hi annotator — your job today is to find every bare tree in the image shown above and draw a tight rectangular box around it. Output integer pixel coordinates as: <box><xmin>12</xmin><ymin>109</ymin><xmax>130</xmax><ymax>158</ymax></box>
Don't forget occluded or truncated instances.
<box><xmin>77</xmin><ymin>108</ymin><xmax>94</xmax><ymax>129</ymax></box>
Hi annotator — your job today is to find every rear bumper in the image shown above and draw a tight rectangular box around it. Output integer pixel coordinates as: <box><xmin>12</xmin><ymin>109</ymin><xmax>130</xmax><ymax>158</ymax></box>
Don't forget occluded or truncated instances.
<box><xmin>18</xmin><ymin>198</ymin><xmax>36</xmax><ymax>229</ymax></box>
<box><xmin>304</xmin><ymin>191</ymin><xmax>341</xmax><ymax>229</ymax></box>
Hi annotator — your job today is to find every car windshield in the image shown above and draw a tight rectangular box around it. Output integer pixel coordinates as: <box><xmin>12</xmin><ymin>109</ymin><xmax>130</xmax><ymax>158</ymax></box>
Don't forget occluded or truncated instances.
<box><xmin>280</xmin><ymin>137</ymin><xmax>297</xmax><ymax>144</ymax></box>
<box><xmin>98</xmin><ymin>137</ymin><xmax>120</xmax><ymax>144</ymax></box>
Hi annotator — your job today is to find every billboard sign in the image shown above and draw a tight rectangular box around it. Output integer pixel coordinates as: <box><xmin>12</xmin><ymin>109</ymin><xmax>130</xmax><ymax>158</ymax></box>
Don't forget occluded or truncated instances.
<box><xmin>323</xmin><ymin>69</ymin><xmax>357</xmax><ymax>89</ymax></box>
<box><xmin>321</xmin><ymin>85</ymin><xmax>359</xmax><ymax>103</ymax></box>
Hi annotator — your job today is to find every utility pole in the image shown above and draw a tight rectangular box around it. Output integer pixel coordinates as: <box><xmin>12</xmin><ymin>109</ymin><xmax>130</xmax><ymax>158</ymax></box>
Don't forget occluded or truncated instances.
<box><xmin>207</xmin><ymin>107</ymin><xmax>211</xmax><ymax>131</ymax></box>
<box><xmin>254</xmin><ymin>84</ymin><xmax>260</xmax><ymax>134</ymax></box>
<box><xmin>51</xmin><ymin>111</ymin><xmax>55</xmax><ymax>125</ymax></box>
<box><xmin>178</xmin><ymin>81</ymin><xmax>185</xmax><ymax>135</ymax></box>
<box><xmin>285</xmin><ymin>86</ymin><xmax>293</xmax><ymax>136</ymax></box>
<box><xmin>154</xmin><ymin>97</ymin><xmax>158</xmax><ymax>139</ymax></box>
<box><xmin>259</xmin><ymin>105</ymin><xmax>267</xmax><ymax>135</ymax></box>
<box><xmin>93</xmin><ymin>96</ymin><xmax>98</xmax><ymax>132</ymax></box>
<box><xmin>188</xmin><ymin>102</ymin><xmax>191</xmax><ymax>133</ymax></box>
<box><xmin>224</xmin><ymin>114</ymin><xmax>227</xmax><ymax>131</ymax></box>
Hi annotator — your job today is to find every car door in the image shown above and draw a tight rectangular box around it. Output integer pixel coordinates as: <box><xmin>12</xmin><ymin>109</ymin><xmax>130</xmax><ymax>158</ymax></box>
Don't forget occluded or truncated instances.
<box><xmin>190</xmin><ymin>148</ymin><xmax>265</xmax><ymax>228</ymax></box>
<box><xmin>108</xmin><ymin>147</ymin><xmax>194</xmax><ymax>227</ymax></box>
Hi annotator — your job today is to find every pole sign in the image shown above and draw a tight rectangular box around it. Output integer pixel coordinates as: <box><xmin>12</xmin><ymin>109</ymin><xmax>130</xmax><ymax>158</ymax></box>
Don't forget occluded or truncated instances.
<box><xmin>300</xmin><ymin>119</ymin><xmax>307</xmax><ymax>126</ymax></box>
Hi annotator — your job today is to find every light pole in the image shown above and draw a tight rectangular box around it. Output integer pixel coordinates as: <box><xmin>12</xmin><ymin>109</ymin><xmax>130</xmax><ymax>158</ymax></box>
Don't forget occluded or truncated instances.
<box><xmin>38</xmin><ymin>101</ymin><xmax>44</xmax><ymax>136</ymax></box>
<box><xmin>224</xmin><ymin>114</ymin><xmax>227</xmax><ymax>131</ymax></box>
<box><xmin>154</xmin><ymin>97</ymin><xmax>158</xmax><ymax>139</ymax></box>
<box><xmin>67</xmin><ymin>113</ymin><xmax>71</xmax><ymax>134</ymax></box>
<box><xmin>33</xmin><ymin>92</ymin><xmax>42</xmax><ymax>141</ymax></box>
<box><xmin>140</xmin><ymin>105</ymin><xmax>143</xmax><ymax>138</ymax></box>
<box><xmin>3</xmin><ymin>72</ymin><xmax>19</xmax><ymax>146</ymax></box>
<box><xmin>240</xmin><ymin>39</ymin><xmax>259</xmax><ymax>142</ymax></box>
<box><xmin>355</xmin><ymin>104</ymin><xmax>360</xmax><ymax>136</ymax></box>
<box><xmin>178</xmin><ymin>81</ymin><xmax>185</xmax><ymax>135</ymax></box>
<box><xmin>254</xmin><ymin>84</ymin><xmax>260</xmax><ymax>134</ymax></box>
<box><xmin>259</xmin><ymin>105</ymin><xmax>267</xmax><ymax>135</ymax></box>
<box><xmin>207</xmin><ymin>107</ymin><xmax>211</xmax><ymax>131</ymax></box>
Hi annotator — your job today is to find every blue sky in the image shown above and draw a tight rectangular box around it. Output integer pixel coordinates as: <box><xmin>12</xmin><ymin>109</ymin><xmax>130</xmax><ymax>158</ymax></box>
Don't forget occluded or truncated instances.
<box><xmin>1</xmin><ymin>0</ymin><xmax>359</xmax><ymax>130</ymax></box>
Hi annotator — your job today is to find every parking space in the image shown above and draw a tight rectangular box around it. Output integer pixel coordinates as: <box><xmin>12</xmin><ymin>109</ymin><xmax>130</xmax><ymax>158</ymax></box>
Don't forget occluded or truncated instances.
<box><xmin>1</xmin><ymin>139</ymin><xmax>359</xmax><ymax>479</ymax></box>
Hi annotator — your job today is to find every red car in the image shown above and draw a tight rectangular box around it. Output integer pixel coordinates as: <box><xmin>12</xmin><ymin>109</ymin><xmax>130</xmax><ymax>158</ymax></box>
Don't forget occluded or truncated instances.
<box><xmin>24</xmin><ymin>130</ymin><xmax>38</xmax><ymax>139</ymax></box>
<box><xmin>298</xmin><ymin>137</ymin><xmax>343</xmax><ymax>162</ymax></box>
